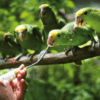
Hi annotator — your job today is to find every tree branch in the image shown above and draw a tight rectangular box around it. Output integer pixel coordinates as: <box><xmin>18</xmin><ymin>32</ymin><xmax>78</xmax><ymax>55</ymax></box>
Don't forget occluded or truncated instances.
<box><xmin>0</xmin><ymin>46</ymin><xmax>100</xmax><ymax>69</ymax></box>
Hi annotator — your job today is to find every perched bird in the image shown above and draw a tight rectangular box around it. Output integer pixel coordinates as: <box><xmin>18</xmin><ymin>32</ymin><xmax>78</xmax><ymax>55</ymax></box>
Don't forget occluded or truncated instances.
<box><xmin>14</xmin><ymin>24</ymin><xmax>44</xmax><ymax>60</ymax></box>
<box><xmin>75</xmin><ymin>7</ymin><xmax>100</xmax><ymax>47</ymax></box>
<box><xmin>47</xmin><ymin>22</ymin><xmax>95</xmax><ymax>65</ymax></box>
<box><xmin>0</xmin><ymin>32</ymin><xmax>22</xmax><ymax>60</ymax></box>
<box><xmin>39</xmin><ymin>4</ymin><xmax>66</xmax><ymax>43</ymax></box>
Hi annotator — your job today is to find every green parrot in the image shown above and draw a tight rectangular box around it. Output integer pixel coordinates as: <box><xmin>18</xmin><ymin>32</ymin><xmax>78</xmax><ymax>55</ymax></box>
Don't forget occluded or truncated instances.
<box><xmin>75</xmin><ymin>7</ymin><xmax>100</xmax><ymax>47</ymax></box>
<box><xmin>39</xmin><ymin>4</ymin><xmax>66</xmax><ymax>43</ymax></box>
<box><xmin>14</xmin><ymin>24</ymin><xmax>44</xmax><ymax>60</ymax></box>
<box><xmin>0</xmin><ymin>31</ymin><xmax>22</xmax><ymax>60</ymax></box>
<box><xmin>47</xmin><ymin>22</ymin><xmax>95</xmax><ymax>65</ymax></box>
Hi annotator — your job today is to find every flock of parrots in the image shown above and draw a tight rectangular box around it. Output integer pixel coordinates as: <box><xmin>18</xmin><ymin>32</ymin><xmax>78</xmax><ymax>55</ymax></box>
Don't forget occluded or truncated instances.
<box><xmin>0</xmin><ymin>4</ymin><xmax>100</xmax><ymax>65</ymax></box>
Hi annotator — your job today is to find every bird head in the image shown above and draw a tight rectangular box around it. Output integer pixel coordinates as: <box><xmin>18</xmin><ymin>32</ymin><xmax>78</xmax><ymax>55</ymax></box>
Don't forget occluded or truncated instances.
<box><xmin>3</xmin><ymin>32</ymin><xmax>15</xmax><ymax>42</ymax></box>
<box><xmin>4</xmin><ymin>32</ymin><xmax>14</xmax><ymax>40</ymax></box>
<box><xmin>15</xmin><ymin>25</ymin><xmax>27</xmax><ymax>42</ymax></box>
<box><xmin>47</xmin><ymin>29</ymin><xmax>61</xmax><ymax>47</ymax></box>
<box><xmin>39</xmin><ymin>4</ymin><xmax>52</xmax><ymax>19</ymax></box>
<box><xmin>3</xmin><ymin>32</ymin><xmax>10</xmax><ymax>39</ymax></box>
<box><xmin>75</xmin><ymin>7</ymin><xmax>92</xmax><ymax>27</ymax></box>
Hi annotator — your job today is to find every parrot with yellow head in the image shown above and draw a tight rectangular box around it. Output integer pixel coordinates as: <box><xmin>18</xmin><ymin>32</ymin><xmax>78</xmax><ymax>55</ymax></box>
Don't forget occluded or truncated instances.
<box><xmin>47</xmin><ymin>22</ymin><xmax>95</xmax><ymax>65</ymax></box>
<box><xmin>0</xmin><ymin>31</ymin><xmax>22</xmax><ymax>61</ymax></box>
<box><xmin>39</xmin><ymin>4</ymin><xmax>66</xmax><ymax>43</ymax></box>
<box><xmin>75</xmin><ymin>7</ymin><xmax>100</xmax><ymax>47</ymax></box>
<box><xmin>14</xmin><ymin>24</ymin><xmax>44</xmax><ymax>60</ymax></box>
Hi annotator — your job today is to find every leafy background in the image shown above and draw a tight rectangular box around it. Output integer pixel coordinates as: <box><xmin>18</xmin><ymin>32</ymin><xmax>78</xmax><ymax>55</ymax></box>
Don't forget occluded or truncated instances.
<box><xmin>0</xmin><ymin>0</ymin><xmax>100</xmax><ymax>100</ymax></box>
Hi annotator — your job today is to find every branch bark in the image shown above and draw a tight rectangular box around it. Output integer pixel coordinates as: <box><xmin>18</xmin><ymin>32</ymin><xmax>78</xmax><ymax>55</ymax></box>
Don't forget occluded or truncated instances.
<box><xmin>0</xmin><ymin>46</ymin><xmax>100</xmax><ymax>69</ymax></box>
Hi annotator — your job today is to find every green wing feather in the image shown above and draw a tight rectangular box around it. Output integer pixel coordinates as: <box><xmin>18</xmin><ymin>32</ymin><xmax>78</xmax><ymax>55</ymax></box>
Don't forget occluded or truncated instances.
<box><xmin>55</xmin><ymin>22</ymin><xmax>94</xmax><ymax>46</ymax></box>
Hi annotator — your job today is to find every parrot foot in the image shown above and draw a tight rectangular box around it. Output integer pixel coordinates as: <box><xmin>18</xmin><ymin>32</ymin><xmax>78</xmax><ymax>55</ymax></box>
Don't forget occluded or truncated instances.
<box><xmin>89</xmin><ymin>41</ymin><xmax>96</xmax><ymax>50</ymax></box>
<box><xmin>64</xmin><ymin>46</ymin><xmax>79</xmax><ymax>56</ymax></box>
<box><xmin>64</xmin><ymin>49</ymin><xmax>74</xmax><ymax>56</ymax></box>
<box><xmin>64</xmin><ymin>47</ymin><xmax>82</xmax><ymax>65</ymax></box>
<box><xmin>15</xmin><ymin>53</ymin><xmax>26</xmax><ymax>61</ymax></box>
<box><xmin>94</xmin><ymin>39</ymin><xmax>100</xmax><ymax>48</ymax></box>
<box><xmin>64</xmin><ymin>47</ymin><xmax>74</xmax><ymax>56</ymax></box>
<box><xmin>5</xmin><ymin>53</ymin><xmax>26</xmax><ymax>63</ymax></box>
<box><xmin>28</xmin><ymin>51</ymin><xmax>39</xmax><ymax>62</ymax></box>
<box><xmin>5</xmin><ymin>58</ymin><xmax>17</xmax><ymax>63</ymax></box>
<box><xmin>5</xmin><ymin>57</ymin><xmax>11</xmax><ymax>62</ymax></box>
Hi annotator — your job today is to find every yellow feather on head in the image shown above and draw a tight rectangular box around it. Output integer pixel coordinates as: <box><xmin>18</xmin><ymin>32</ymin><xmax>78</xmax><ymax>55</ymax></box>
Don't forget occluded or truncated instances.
<box><xmin>76</xmin><ymin>9</ymin><xmax>83</xmax><ymax>16</ymax></box>
<box><xmin>15</xmin><ymin>25</ymin><xmax>26</xmax><ymax>32</ymax></box>
<box><xmin>39</xmin><ymin>4</ymin><xmax>49</xmax><ymax>9</ymax></box>
<box><xmin>49</xmin><ymin>30</ymin><xmax>59</xmax><ymax>38</ymax></box>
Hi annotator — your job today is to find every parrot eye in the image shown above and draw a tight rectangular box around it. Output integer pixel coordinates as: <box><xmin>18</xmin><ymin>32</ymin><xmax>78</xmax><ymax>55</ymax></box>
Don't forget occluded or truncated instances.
<box><xmin>49</xmin><ymin>6</ymin><xmax>51</xmax><ymax>9</ymax></box>
<box><xmin>24</xmin><ymin>28</ymin><xmax>27</xmax><ymax>32</ymax></box>
<box><xmin>84</xmin><ymin>12</ymin><xmax>87</xmax><ymax>15</ymax></box>
<box><xmin>57</xmin><ymin>34</ymin><xmax>61</xmax><ymax>37</ymax></box>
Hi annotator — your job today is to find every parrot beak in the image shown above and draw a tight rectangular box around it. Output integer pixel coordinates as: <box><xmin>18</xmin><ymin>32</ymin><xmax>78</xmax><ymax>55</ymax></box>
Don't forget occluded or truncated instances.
<box><xmin>3</xmin><ymin>34</ymin><xmax>7</xmax><ymax>38</ymax></box>
<box><xmin>47</xmin><ymin>36</ymin><xmax>56</xmax><ymax>47</ymax></box>
<box><xmin>75</xmin><ymin>16</ymin><xmax>86</xmax><ymax>27</ymax></box>
<box><xmin>18</xmin><ymin>32</ymin><xmax>25</xmax><ymax>42</ymax></box>
<box><xmin>40</xmin><ymin>8</ymin><xmax>46</xmax><ymax>18</ymax></box>
<box><xmin>3</xmin><ymin>34</ymin><xmax>10</xmax><ymax>39</ymax></box>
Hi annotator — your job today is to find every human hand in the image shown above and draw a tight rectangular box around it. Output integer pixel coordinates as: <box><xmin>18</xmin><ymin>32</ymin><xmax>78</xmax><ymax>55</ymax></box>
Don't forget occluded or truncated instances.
<box><xmin>0</xmin><ymin>64</ymin><xmax>28</xmax><ymax>100</ymax></box>
<box><xmin>11</xmin><ymin>64</ymin><xmax>28</xmax><ymax>100</ymax></box>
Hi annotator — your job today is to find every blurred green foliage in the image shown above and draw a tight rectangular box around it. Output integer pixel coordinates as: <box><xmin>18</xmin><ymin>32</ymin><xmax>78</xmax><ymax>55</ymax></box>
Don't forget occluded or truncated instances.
<box><xmin>26</xmin><ymin>57</ymin><xmax>100</xmax><ymax>100</ymax></box>
<box><xmin>0</xmin><ymin>0</ymin><xmax>75</xmax><ymax>33</ymax></box>
<box><xmin>1</xmin><ymin>0</ymin><xmax>100</xmax><ymax>100</ymax></box>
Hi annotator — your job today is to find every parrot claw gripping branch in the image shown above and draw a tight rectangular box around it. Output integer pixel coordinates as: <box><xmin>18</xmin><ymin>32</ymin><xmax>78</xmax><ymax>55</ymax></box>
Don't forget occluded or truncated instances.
<box><xmin>0</xmin><ymin>46</ymin><xmax>50</xmax><ymax>81</ymax></box>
